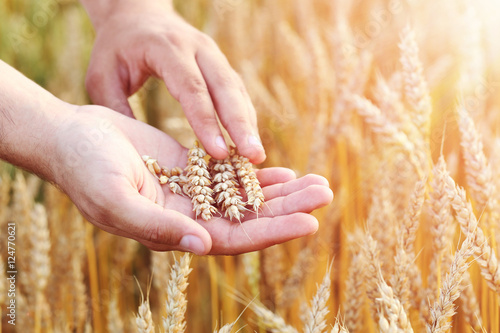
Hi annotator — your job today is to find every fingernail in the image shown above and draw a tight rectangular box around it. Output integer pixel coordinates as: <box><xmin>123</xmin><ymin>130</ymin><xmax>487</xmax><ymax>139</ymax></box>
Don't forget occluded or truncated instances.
<box><xmin>179</xmin><ymin>235</ymin><xmax>206</xmax><ymax>255</ymax></box>
<box><xmin>248</xmin><ymin>135</ymin><xmax>264</xmax><ymax>149</ymax></box>
<box><xmin>215</xmin><ymin>136</ymin><xmax>228</xmax><ymax>152</ymax></box>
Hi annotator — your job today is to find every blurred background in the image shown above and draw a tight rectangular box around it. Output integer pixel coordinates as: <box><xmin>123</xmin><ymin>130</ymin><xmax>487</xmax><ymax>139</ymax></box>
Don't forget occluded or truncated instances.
<box><xmin>1</xmin><ymin>0</ymin><xmax>500</xmax><ymax>332</ymax></box>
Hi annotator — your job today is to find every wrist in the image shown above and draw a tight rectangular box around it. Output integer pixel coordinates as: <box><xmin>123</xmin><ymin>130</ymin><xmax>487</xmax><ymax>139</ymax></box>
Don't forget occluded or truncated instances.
<box><xmin>81</xmin><ymin>0</ymin><xmax>174</xmax><ymax>31</ymax></box>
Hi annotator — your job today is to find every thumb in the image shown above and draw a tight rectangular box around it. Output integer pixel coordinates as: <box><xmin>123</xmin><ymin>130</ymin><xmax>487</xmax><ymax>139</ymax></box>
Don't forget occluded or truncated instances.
<box><xmin>85</xmin><ymin>57</ymin><xmax>136</xmax><ymax>118</ymax></box>
<box><xmin>111</xmin><ymin>191</ymin><xmax>212</xmax><ymax>254</ymax></box>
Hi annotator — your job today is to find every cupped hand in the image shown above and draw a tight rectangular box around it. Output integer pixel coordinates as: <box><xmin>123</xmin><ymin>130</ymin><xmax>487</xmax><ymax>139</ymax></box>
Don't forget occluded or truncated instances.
<box><xmin>53</xmin><ymin>105</ymin><xmax>333</xmax><ymax>255</ymax></box>
<box><xmin>85</xmin><ymin>3</ymin><xmax>265</xmax><ymax>163</ymax></box>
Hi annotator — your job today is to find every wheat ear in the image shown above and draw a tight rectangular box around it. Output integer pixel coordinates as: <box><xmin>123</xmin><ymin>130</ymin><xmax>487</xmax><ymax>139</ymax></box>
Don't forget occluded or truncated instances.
<box><xmin>444</xmin><ymin>174</ymin><xmax>500</xmax><ymax>293</ymax></box>
<box><xmin>426</xmin><ymin>235</ymin><xmax>475</xmax><ymax>333</ymax></box>
<box><xmin>250</xmin><ymin>301</ymin><xmax>298</xmax><ymax>333</ymax></box>
<box><xmin>230</xmin><ymin>147</ymin><xmax>264</xmax><ymax>212</ymax></box>
<box><xmin>303</xmin><ymin>264</ymin><xmax>332</xmax><ymax>333</ymax></box>
<box><xmin>457</xmin><ymin>105</ymin><xmax>493</xmax><ymax>210</ymax></box>
<box><xmin>136</xmin><ymin>287</ymin><xmax>155</xmax><ymax>333</ymax></box>
<box><xmin>399</xmin><ymin>26</ymin><xmax>432</xmax><ymax>137</ymax></box>
<box><xmin>163</xmin><ymin>253</ymin><xmax>193</xmax><ymax>333</ymax></box>
<box><xmin>210</xmin><ymin>157</ymin><xmax>245</xmax><ymax>221</ymax></box>
<box><xmin>30</xmin><ymin>204</ymin><xmax>51</xmax><ymax>333</ymax></box>
<box><xmin>242</xmin><ymin>252</ymin><xmax>261</xmax><ymax>297</ymax></box>
<box><xmin>376</xmin><ymin>273</ymin><xmax>413</xmax><ymax>333</ymax></box>
<box><xmin>361</xmin><ymin>232</ymin><xmax>382</xmax><ymax>322</ymax></box>
<box><xmin>185</xmin><ymin>141</ymin><xmax>217</xmax><ymax>221</ymax></box>
<box><xmin>343</xmin><ymin>252</ymin><xmax>365</xmax><ymax>332</ymax></box>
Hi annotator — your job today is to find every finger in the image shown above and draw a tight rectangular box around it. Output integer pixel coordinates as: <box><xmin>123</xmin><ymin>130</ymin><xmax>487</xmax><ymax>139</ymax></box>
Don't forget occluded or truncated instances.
<box><xmin>262</xmin><ymin>174</ymin><xmax>331</xmax><ymax>200</ymax></box>
<box><xmin>206</xmin><ymin>213</ymin><xmax>318</xmax><ymax>255</ymax></box>
<box><xmin>245</xmin><ymin>185</ymin><xmax>334</xmax><ymax>219</ymax></box>
<box><xmin>146</xmin><ymin>49</ymin><xmax>227</xmax><ymax>160</ymax></box>
<box><xmin>107</xmin><ymin>189</ymin><xmax>212</xmax><ymax>254</ymax></box>
<box><xmin>85</xmin><ymin>56</ymin><xmax>135</xmax><ymax>118</ymax></box>
<box><xmin>196</xmin><ymin>48</ymin><xmax>266</xmax><ymax>163</ymax></box>
<box><xmin>256</xmin><ymin>167</ymin><xmax>297</xmax><ymax>186</ymax></box>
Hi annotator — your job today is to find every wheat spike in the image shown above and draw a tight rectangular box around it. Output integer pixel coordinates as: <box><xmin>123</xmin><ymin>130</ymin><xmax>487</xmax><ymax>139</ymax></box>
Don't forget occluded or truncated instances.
<box><xmin>458</xmin><ymin>270</ymin><xmax>483</xmax><ymax>331</ymax></box>
<box><xmin>361</xmin><ymin>232</ymin><xmax>382</xmax><ymax>322</ymax></box>
<box><xmin>230</xmin><ymin>147</ymin><xmax>264</xmax><ymax>212</ymax></box>
<box><xmin>250</xmin><ymin>301</ymin><xmax>298</xmax><ymax>333</ymax></box>
<box><xmin>185</xmin><ymin>141</ymin><xmax>217</xmax><ymax>221</ymax></box>
<box><xmin>376</xmin><ymin>273</ymin><xmax>413</xmax><ymax>333</ymax></box>
<box><xmin>210</xmin><ymin>157</ymin><xmax>245</xmax><ymax>221</ymax></box>
<box><xmin>457</xmin><ymin>105</ymin><xmax>493</xmax><ymax>210</ymax></box>
<box><xmin>163</xmin><ymin>253</ymin><xmax>193</xmax><ymax>333</ymax></box>
<box><xmin>330</xmin><ymin>311</ymin><xmax>350</xmax><ymax>333</ymax></box>
<box><xmin>215</xmin><ymin>322</ymin><xmax>235</xmax><ymax>333</ymax></box>
<box><xmin>391</xmin><ymin>178</ymin><xmax>426</xmax><ymax>313</ymax></box>
<box><xmin>424</xmin><ymin>156</ymin><xmax>455</xmax><ymax>317</ymax></box>
<box><xmin>444</xmin><ymin>174</ymin><xmax>500</xmax><ymax>293</ymax></box>
<box><xmin>303</xmin><ymin>265</ymin><xmax>332</xmax><ymax>333</ymax></box>
<box><xmin>426</xmin><ymin>235</ymin><xmax>475</xmax><ymax>332</ymax></box>
<box><xmin>136</xmin><ymin>295</ymin><xmax>155</xmax><ymax>333</ymax></box>
<box><xmin>107</xmin><ymin>293</ymin><xmax>124</xmax><ymax>333</ymax></box>
<box><xmin>399</xmin><ymin>26</ymin><xmax>432</xmax><ymax>137</ymax></box>
<box><xmin>343</xmin><ymin>252</ymin><xmax>365</xmax><ymax>332</ymax></box>
<box><xmin>350</xmin><ymin>94</ymin><xmax>414</xmax><ymax>152</ymax></box>
<box><xmin>242</xmin><ymin>252</ymin><xmax>261</xmax><ymax>297</ymax></box>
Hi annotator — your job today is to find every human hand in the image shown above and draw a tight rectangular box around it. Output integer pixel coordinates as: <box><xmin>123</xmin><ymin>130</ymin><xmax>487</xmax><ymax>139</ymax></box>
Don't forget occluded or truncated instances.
<box><xmin>84</xmin><ymin>1</ymin><xmax>265</xmax><ymax>163</ymax></box>
<box><xmin>53</xmin><ymin>105</ymin><xmax>333</xmax><ymax>255</ymax></box>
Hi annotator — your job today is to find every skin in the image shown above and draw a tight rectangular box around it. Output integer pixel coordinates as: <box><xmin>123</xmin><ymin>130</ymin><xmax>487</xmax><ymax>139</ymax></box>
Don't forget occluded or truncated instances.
<box><xmin>79</xmin><ymin>0</ymin><xmax>266</xmax><ymax>163</ymax></box>
<box><xmin>0</xmin><ymin>61</ymin><xmax>334</xmax><ymax>255</ymax></box>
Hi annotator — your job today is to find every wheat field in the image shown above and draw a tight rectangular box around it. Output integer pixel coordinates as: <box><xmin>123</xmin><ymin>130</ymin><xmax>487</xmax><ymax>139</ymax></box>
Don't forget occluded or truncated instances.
<box><xmin>1</xmin><ymin>0</ymin><xmax>500</xmax><ymax>332</ymax></box>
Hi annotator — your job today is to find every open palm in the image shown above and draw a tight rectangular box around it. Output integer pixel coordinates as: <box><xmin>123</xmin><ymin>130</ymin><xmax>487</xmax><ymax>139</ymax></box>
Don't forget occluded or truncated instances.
<box><xmin>55</xmin><ymin>105</ymin><xmax>333</xmax><ymax>255</ymax></box>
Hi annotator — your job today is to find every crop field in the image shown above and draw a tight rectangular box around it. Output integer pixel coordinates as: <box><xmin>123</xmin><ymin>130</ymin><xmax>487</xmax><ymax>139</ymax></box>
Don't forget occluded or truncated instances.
<box><xmin>1</xmin><ymin>0</ymin><xmax>500</xmax><ymax>332</ymax></box>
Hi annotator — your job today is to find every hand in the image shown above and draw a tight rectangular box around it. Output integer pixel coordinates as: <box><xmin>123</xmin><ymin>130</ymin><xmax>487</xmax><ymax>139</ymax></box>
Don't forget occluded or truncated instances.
<box><xmin>84</xmin><ymin>2</ymin><xmax>265</xmax><ymax>163</ymax></box>
<box><xmin>54</xmin><ymin>105</ymin><xmax>333</xmax><ymax>255</ymax></box>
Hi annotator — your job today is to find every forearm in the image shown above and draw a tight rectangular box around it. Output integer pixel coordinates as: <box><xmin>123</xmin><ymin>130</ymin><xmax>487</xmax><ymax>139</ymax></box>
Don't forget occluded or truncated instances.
<box><xmin>0</xmin><ymin>60</ymin><xmax>74</xmax><ymax>182</ymax></box>
<box><xmin>79</xmin><ymin>0</ymin><xmax>174</xmax><ymax>30</ymax></box>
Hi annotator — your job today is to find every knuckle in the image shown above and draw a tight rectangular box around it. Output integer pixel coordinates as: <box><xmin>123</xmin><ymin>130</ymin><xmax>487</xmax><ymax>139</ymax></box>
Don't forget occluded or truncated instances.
<box><xmin>196</xmin><ymin>33</ymin><xmax>216</xmax><ymax>47</ymax></box>
<box><xmin>85</xmin><ymin>69</ymin><xmax>104</xmax><ymax>90</ymax></box>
